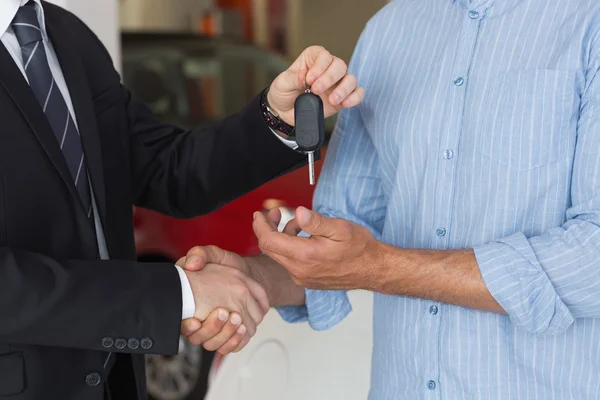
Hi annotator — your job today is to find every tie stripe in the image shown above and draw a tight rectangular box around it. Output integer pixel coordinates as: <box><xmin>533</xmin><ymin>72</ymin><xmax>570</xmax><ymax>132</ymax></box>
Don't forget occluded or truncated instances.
<box><xmin>12</xmin><ymin>1</ymin><xmax>94</xmax><ymax>227</ymax></box>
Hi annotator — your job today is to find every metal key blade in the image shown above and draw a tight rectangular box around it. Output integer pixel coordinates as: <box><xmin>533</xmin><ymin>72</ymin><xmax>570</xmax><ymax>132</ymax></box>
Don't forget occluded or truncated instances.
<box><xmin>308</xmin><ymin>151</ymin><xmax>315</xmax><ymax>185</ymax></box>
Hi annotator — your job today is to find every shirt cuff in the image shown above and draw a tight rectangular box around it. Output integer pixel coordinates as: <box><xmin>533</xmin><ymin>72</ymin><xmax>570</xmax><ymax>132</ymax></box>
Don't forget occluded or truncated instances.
<box><xmin>270</xmin><ymin>128</ymin><xmax>299</xmax><ymax>150</ymax></box>
<box><xmin>175</xmin><ymin>265</ymin><xmax>196</xmax><ymax>320</ymax></box>
<box><xmin>474</xmin><ymin>232</ymin><xmax>573</xmax><ymax>335</ymax></box>
<box><xmin>277</xmin><ymin>289</ymin><xmax>352</xmax><ymax>331</ymax></box>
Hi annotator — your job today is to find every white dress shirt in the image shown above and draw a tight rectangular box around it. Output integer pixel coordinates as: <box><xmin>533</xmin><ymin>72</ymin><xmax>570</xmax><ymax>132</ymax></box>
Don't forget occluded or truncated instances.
<box><xmin>0</xmin><ymin>0</ymin><xmax>196</xmax><ymax>319</ymax></box>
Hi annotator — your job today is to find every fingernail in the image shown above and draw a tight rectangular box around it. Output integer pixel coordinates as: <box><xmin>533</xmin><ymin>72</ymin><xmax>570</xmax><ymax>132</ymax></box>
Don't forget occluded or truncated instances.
<box><xmin>237</xmin><ymin>325</ymin><xmax>247</xmax><ymax>334</ymax></box>
<box><xmin>218</xmin><ymin>310</ymin><xmax>229</xmax><ymax>321</ymax></box>
<box><xmin>231</xmin><ymin>314</ymin><xmax>242</xmax><ymax>325</ymax></box>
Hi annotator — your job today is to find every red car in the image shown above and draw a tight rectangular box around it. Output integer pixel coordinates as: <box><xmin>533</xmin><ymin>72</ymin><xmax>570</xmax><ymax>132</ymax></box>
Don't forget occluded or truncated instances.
<box><xmin>122</xmin><ymin>33</ymin><xmax>331</xmax><ymax>400</ymax></box>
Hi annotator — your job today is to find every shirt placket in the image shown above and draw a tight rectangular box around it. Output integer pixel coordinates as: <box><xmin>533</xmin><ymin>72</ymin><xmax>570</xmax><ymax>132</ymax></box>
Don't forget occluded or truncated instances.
<box><xmin>427</xmin><ymin>3</ymin><xmax>489</xmax><ymax>399</ymax></box>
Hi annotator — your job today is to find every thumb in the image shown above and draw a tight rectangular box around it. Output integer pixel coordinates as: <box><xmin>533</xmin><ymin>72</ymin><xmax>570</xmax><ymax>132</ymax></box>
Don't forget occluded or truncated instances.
<box><xmin>183</xmin><ymin>246</ymin><xmax>225</xmax><ymax>271</ymax></box>
<box><xmin>181</xmin><ymin>318</ymin><xmax>202</xmax><ymax>336</ymax></box>
<box><xmin>295</xmin><ymin>207</ymin><xmax>336</xmax><ymax>238</ymax></box>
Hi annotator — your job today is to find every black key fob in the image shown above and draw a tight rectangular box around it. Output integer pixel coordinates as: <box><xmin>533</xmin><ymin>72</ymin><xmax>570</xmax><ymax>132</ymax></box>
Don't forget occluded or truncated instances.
<box><xmin>294</xmin><ymin>92</ymin><xmax>325</xmax><ymax>152</ymax></box>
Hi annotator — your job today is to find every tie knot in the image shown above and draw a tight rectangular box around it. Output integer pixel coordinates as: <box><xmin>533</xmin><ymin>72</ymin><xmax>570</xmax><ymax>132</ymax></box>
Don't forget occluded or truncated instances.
<box><xmin>12</xmin><ymin>1</ymin><xmax>43</xmax><ymax>47</ymax></box>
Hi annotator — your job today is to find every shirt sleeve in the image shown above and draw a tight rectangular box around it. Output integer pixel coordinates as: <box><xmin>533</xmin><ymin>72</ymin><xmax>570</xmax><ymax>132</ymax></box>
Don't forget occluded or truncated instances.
<box><xmin>271</xmin><ymin>128</ymin><xmax>299</xmax><ymax>150</ymax></box>
<box><xmin>277</xmin><ymin>23</ymin><xmax>388</xmax><ymax>330</ymax></box>
<box><xmin>175</xmin><ymin>265</ymin><xmax>196</xmax><ymax>320</ymax></box>
<box><xmin>475</xmin><ymin>44</ymin><xmax>600</xmax><ymax>335</ymax></box>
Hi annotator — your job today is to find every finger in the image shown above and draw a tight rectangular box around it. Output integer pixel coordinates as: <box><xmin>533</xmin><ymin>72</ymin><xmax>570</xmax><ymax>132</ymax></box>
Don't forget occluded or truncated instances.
<box><xmin>176</xmin><ymin>256</ymin><xmax>187</xmax><ymax>267</ymax></box>
<box><xmin>298</xmin><ymin>68</ymin><xmax>308</xmax><ymax>88</ymax></box>
<box><xmin>186</xmin><ymin>309</ymin><xmax>229</xmax><ymax>345</ymax></box>
<box><xmin>341</xmin><ymin>86</ymin><xmax>365</xmax><ymax>109</ymax></box>
<box><xmin>266</xmin><ymin>207</ymin><xmax>283</xmax><ymax>230</ymax></box>
<box><xmin>282</xmin><ymin>218</ymin><xmax>302</xmax><ymax>236</ymax></box>
<box><xmin>253</xmin><ymin>211</ymin><xmax>313</xmax><ymax>257</ymax></box>
<box><xmin>244</xmin><ymin>276</ymin><xmax>270</xmax><ymax>314</ymax></box>
<box><xmin>253</xmin><ymin>210</ymin><xmax>278</xmax><ymax>236</ymax></box>
<box><xmin>233</xmin><ymin>334</ymin><xmax>251</xmax><ymax>353</ymax></box>
<box><xmin>217</xmin><ymin>325</ymin><xmax>247</xmax><ymax>355</ymax></box>
<box><xmin>311</xmin><ymin>57</ymin><xmax>348</xmax><ymax>96</ymax></box>
<box><xmin>295</xmin><ymin>206</ymin><xmax>350</xmax><ymax>241</ymax></box>
<box><xmin>305</xmin><ymin>49</ymin><xmax>334</xmax><ymax>88</ymax></box>
<box><xmin>181</xmin><ymin>318</ymin><xmax>202</xmax><ymax>336</ymax></box>
<box><xmin>328</xmin><ymin>74</ymin><xmax>358</xmax><ymax>107</ymax></box>
<box><xmin>203</xmin><ymin>313</ymin><xmax>243</xmax><ymax>351</ymax></box>
<box><xmin>244</xmin><ymin>294</ymin><xmax>266</xmax><ymax>334</ymax></box>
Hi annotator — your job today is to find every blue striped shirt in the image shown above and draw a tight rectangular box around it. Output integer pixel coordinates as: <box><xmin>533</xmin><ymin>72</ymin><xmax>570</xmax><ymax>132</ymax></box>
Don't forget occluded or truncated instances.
<box><xmin>278</xmin><ymin>0</ymin><xmax>600</xmax><ymax>398</ymax></box>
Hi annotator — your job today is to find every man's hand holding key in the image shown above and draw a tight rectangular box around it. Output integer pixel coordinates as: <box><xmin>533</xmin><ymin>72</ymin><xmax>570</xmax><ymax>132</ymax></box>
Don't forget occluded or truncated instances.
<box><xmin>177</xmin><ymin>45</ymin><xmax>364</xmax><ymax>354</ymax></box>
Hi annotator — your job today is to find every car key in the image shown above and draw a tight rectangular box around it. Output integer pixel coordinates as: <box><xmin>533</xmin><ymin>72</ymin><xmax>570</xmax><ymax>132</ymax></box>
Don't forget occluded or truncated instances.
<box><xmin>295</xmin><ymin>88</ymin><xmax>325</xmax><ymax>185</ymax></box>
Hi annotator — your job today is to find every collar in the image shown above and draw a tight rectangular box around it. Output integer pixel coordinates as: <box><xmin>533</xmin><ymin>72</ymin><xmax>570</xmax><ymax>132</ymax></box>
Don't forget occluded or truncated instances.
<box><xmin>0</xmin><ymin>0</ymin><xmax>48</xmax><ymax>41</ymax></box>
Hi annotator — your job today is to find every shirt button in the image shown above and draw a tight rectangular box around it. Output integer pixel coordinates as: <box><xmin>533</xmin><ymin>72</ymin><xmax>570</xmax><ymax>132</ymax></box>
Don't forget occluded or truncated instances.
<box><xmin>443</xmin><ymin>149</ymin><xmax>454</xmax><ymax>159</ymax></box>
<box><xmin>428</xmin><ymin>380</ymin><xmax>437</xmax><ymax>390</ymax></box>
<box><xmin>101</xmin><ymin>337</ymin><xmax>114</xmax><ymax>349</ymax></box>
<box><xmin>429</xmin><ymin>305</ymin><xmax>439</xmax><ymax>315</ymax></box>
<box><xmin>469</xmin><ymin>10</ymin><xmax>479</xmax><ymax>19</ymax></box>
<box><xmin>454</xmin><ymin>77</ymin><xmax>465</xmax><ymax>86</ymax></box>
<box><xmin>436</xmin><ymin>227</ymin><xmax>447</xmax><ymax>237</ymax></box>
<box><xmin>85</xmin><ymin>372</ymin><xmax>102</xmax><ymax>387</ymax></box>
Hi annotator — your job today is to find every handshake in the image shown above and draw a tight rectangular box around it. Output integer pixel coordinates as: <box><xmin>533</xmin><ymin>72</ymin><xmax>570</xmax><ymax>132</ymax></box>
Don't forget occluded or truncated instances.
<box><xmin>176</xmin><ymin>205</ymin><xmax>380</xmax><ymax>355</ymax></box>
<box><xmin>176</xmin><ymin>245</ymin><xmax>272</xmax><ymax>355</ymax></box>
<box><xmin>175</xmin><ymin>207</ymin><xmax>308</xmax><ymax>355</ymax></box>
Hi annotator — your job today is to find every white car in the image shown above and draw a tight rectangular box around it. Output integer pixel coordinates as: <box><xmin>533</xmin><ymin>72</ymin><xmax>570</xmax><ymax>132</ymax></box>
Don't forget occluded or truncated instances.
<box><xmin>206</xmin><ymin>290</ymin><xmax>373</xmax><ymax>400</ymax></box>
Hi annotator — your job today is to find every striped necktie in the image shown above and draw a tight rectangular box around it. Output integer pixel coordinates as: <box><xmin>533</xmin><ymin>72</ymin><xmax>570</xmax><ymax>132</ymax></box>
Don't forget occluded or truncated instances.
<box><xmin>12</xmin><ymin>1</ymin><xmax>94</xmax><ymax>222</ymax></box>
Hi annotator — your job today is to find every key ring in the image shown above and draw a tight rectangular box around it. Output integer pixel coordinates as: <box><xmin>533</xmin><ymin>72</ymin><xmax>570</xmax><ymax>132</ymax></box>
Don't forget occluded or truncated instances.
<box><xmin>304</xmin><ymin>81</ymin><xmax>311</xmax><ymax>94</ymax></box>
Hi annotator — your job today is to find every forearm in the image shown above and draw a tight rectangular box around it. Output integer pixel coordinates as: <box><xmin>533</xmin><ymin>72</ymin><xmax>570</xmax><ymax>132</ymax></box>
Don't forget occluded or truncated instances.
<box><xmin>375</xmin><ymin>244</ymin><xmax>505</xmax><ymax>314</ymax></box>
<box><xmin>247</xmin><ymin>255</ymin><xmax>306</xmax><ymax>307</ymax></box>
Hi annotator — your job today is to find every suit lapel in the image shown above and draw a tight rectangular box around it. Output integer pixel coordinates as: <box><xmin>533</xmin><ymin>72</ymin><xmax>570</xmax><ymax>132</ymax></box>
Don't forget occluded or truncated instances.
<box><xmin>0</xmin><ymin>43</ymin><xmax>83</xmax><ymax>208</ymax></box>
<box><xmin>44</xmin><ymin>9</ymin><xmax>107</xmax><ymax>225</ymax></box>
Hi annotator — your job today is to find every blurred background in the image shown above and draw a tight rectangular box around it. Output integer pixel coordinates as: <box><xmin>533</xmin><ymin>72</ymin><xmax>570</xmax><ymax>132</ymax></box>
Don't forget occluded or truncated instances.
<box><xmin>47</xmin><ymin>1</ymin><xmax>389</xmax><ymax>399</ymax></box>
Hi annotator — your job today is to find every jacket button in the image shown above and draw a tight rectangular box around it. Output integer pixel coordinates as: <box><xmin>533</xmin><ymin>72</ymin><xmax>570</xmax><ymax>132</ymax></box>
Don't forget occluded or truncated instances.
<box><xmin>85</xmin><ymin>372</ymin><xmax>102</xmax><ymax>387</ymax></box>
<box><xmin>128</xmin><ymin>338</ymin><xmax>140</xmax><ymax>350</ymax></box>
<box><xmin>101</xmin><ymin>337</ymin><xmax>114</xmax><ymax>349</ymax></box>
<box><xmin>140</xmin><ymin>337</ymin><xmax>154</xmax><ymax>350</ymax></box>
<box><xmin>114</xmin><ymin>338</ymin><xmax>127</xmax><ymax>350</ymax></box>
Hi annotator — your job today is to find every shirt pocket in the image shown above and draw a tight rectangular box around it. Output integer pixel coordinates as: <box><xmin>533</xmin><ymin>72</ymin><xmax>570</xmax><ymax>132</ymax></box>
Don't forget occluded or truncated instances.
<box><xmin>477</xmin><ymin>69</ymin><xmax>575</xmax><ymax>171</ymax></box>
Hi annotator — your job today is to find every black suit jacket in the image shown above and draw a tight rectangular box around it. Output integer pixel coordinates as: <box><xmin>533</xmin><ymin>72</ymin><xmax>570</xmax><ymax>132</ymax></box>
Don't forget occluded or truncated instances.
<box><xmin>0</xmin><ymin>3</ymin><xmax>305</xmax><ymax>399</ymax></box>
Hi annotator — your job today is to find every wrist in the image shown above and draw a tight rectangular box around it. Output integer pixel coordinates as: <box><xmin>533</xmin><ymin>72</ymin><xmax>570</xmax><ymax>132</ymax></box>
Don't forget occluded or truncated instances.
<box><xmin>246</xmin><ymin>255</ymin><xmax>305</xmax><ymax>307</ymax></box>
<box><xmin>367</xmin><ymin>242</ymin><xmax>405</xmax><ymax>295</ymax></box>
<box><xmin>245</xmin><ymin>256</ymin><xmax>275</xmax><ymax>304</ymax></box>
<box><xmin>266</xmin><ymin>87</ymin><xmax>294</xmax><ymax>127</ymax></box>
<box><xmin>261</xmin><ymin>87</ymin><xmax>295</xmax><ymax>137</ymax></box>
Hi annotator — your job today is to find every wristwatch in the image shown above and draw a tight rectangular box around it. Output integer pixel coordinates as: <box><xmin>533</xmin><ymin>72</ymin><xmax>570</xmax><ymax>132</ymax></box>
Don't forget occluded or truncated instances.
<box><xmin>260</xmin><ymin>87</ymin><xmax>295</xmax><ymax>139</ymax></box>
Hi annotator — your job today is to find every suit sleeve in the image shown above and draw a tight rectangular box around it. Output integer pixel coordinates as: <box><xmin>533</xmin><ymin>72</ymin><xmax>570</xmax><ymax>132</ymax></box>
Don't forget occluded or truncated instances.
<box><xmin>125</xmin><ymin>85</ymin><xmax>306</xmax><ymax>218</ymax></box>
<box><xmin>0</xmin><ymin>248</ymin><xmax>183</xmax><ymax>355</ymax></box>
